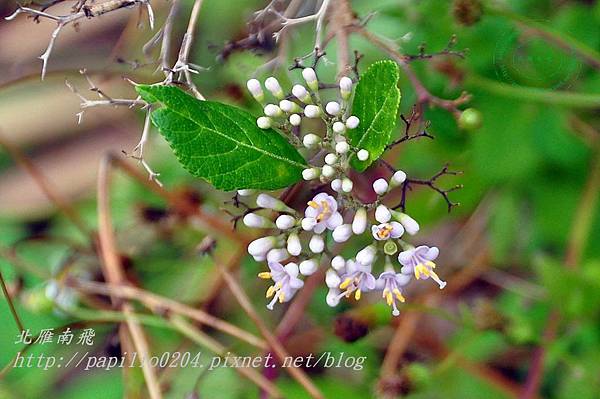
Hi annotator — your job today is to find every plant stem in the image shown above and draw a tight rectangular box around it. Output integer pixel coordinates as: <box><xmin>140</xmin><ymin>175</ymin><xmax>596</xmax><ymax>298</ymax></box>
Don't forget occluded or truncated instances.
<box><xmin>0</xmin><ymin>269</ymin><xmax>25</xmax><ymax>333</ymax></box>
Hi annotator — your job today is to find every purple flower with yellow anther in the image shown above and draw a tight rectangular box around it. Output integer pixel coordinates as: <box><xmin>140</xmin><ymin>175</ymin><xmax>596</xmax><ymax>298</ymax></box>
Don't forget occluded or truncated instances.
<box><xmin>371</xmin><ymin>222</ymin><xmax>404</xmax><ymax>241</ymax></box>
<box><xmin>398</xmin><ymin>245</ymin><xmax>446</xmax><ymax>289</ymax></box>
<box><xmin>258</xmin><ymin>261</ymin><xmax>304</xmax><ymax>310</ymax></box>
<box><xmin>303</xmin><ymin>193</ymin><xmax>343</xmax><ymax>234</ymax></box>
<box><xmin>377</xmin><ymin>269</ymin><xmax>411</xmax><ymax>316</ymax></box>
<box><xmin>337</xmin><ymin>259</ymin><xmax>376</xmax><ymax>301</ymax></box>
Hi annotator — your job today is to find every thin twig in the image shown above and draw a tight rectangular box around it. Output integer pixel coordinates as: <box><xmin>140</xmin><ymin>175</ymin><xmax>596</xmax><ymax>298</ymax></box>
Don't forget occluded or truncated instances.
<box><xmin>0</xmin><ymin>270</ymin><xmax>25</xmax><ymax>333</ymax></box>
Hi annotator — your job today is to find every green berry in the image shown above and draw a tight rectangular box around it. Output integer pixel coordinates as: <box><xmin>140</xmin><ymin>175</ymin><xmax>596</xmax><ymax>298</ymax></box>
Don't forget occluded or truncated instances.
<box><xmin>458</xmin><ymin>108</ymin><xmax>482</xmax><ymax>131</ymax></box>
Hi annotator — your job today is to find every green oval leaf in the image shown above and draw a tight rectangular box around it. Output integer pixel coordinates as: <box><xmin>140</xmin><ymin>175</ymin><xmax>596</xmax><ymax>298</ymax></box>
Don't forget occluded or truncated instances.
<box><xmin>136</xmin><ymin>85</ymin><xmax>307</xmax><ymax>191</ymax></box>
<box><xmin>347</xmin><ymin>60</ymin><xmax>401</xmax><ymax>171</ymax></box>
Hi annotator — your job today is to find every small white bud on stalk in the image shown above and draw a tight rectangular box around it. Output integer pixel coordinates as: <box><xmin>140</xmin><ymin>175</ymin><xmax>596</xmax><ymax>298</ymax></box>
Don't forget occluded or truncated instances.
<box><xmin>275</xmin><ymin>215</ymin><xmax>296</xmax><ymax>230</ymax></box>
<box><xmin>335</xmin><ymin>141</ymin><xmax>349</xmax><ymax>154</ymax></box>
<box><xmin>289</xmin><ymin>114</ymin><xmax>302</xmax><ymax>126</ymax></box>
<box><xmin>264</xmin><ymin>104</ymin><xmax>282</xmax><ymax>117</ymax></box>
<box><xmin>339</xmin><ymin>76</ymin><xmax>353</xmax><ymax>100</ymax></box>
<box><xmin>302</xmin><ymin>168</ymin><xmax>321</xmax><ymax>180</ymax></box>
<box><xmin>356</xmin><ymin>245</ymin><xmax>377</xmax><ymax>266</ymax></box>
<box><xmin>301</xmin><ymin>217</ymin><xmax>316</xmax><ymax>231</ymax></box>
<box><xmin>326</xmin><ymin>289</ymin><xmax>341</xmax><ymax>307</ymax></box>
<box><xmin>357</xmin><ymin>149</ymin><xmax>369</xmax><ymax>161</ymax></box>
<box><xmin>243</xmin><ymin>213</ymin><xmax>275</xmax><ymax>228</ymax></box>
<box><xmin>287</xmin><ymin>233</ymin><xmax>302</xmax><ymax>256</ymax></box>
<box><xmin>299</xmin><ymin>259</ymin><xmax>318</xmax><ymax>276</ymax></box>
<box><xmin>325</xmin><ymin>153</ymin><xmax>338</xmax><ymax>165</ymax></box>
<box><xmin>333</xmin><ymin>121</ymin><xmax>346</xmax><ymax>134</ymax></box>
<box><xmin>257</xmin><ymin>116</ymin><xmax>271</xmax><ymax>129</ymax></box>
<box><xmin>341</xmin><ymin>178</ymin><xmax>353</xmax><ymax>193</ymax></box>
<box><xmin>248</xmin><ymin>236</ymin><xmax>278</xmax><ymax>257</ymax></box>
<box><xmin>264</xmin><ymin>77</ymin><xmax>284</xmax><ymax>99</ymax></box>
<box><xmin>332</xmin><ymin>224</ymin><xmax>353</xmax><ymax>243</ymax></box>
<box><xmin>375</xmin><ymin>205</ymin><xmax>392</xmax><ymax>223</ymax></box>
<box><xmin>292</xmin><ymin>84</ymin><xmax>311</xmax><ymax>103</ymax></box>
<box><xmin>392</xmin><ymin>211</ymin><xmax>420</xmax><ymax>235</ymax></box>
<box><xmin>246</xmin><ymin>79</ymin><xmax>263</xmax><ymax>101</ymax></box>
<box><xmin>325</xmin><ymin>101</ymin><xmax>341</xmax><ymax>116</ymax></box>
<box><xmin>331</xmin><ymin>256</ymin><xmax>346</xmax><ymax>271</ymax></box>
<box><xmin>237</xmin><ymin>189</ymin><xmax>255</xmax><ymax>196</ymax></box>
<box><xmin>304</xmin><ymin>104</ymin><xmax>321</xmax><ymax>118</ymax></box>
<box><xmin>326</xmin><ymin>268</ymin><xmax>342</xmax><ymax>287</ymax></box>
<box><xmin>390</xmin><ymin>170</ymin><xmax>407</xmax><ymax>187</ymax></box>
<box><xmin>345</xmin><ymin>115</ymin><xmax>360</xmax><ymax>129</ymax></box>
<box><xmin>309</xmin><ymin>235</ymin><xmax>325</xmax><ymax>253</ymax></box>
<box><xmin>279</xmin><ymin>100</ymin><xmax>300</xmax><ymax>113</ymax></box>
<box><xmin>331</xmin><ymin>179</ymin><xmax>342</xmax><ymax>192</ymax></box>
<box><xmin>321</xmin><ymin>165</ymin><xmax>336</xmax><ymax>178</ymax></box>
<box><xmin>302</xmin><ymin>68</ymin><xmax>318</xmax><ymax>91</ymax></box>
<box><xmin>372</xmin><ymin>178</ymin><xmax>389</xmax><ymax>195</ymax></box>
<box><xmin>267</xmin><ymin>248</ymin><xmax>289</xmax><ymax>263</ymax></box>
<box><xmin>256</xmin><ymin>193</ymin><xmax>295</xmax><ymax>213</ymax></box>
<box><xmin>302</xmin><ymin>134</ymin><xmax>320</xmax><ymax>148</ymax></box>
<box><xmin>352</xmin><ymin>208</ymin><xmax>367</xmax><ymax>234</ymax></box>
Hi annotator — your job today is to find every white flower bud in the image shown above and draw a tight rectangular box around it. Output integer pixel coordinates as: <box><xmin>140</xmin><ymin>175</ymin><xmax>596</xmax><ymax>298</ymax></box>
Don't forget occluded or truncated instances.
<box><xmin>304</xmin><ymin>104</ymin><xmax>321</xmax><ymax>118</ymax></box>
<box><xmin>302</xmin><ymin>68</ymin><xmax>318</xmax><ymax>90</ymax></box>
<box><xmin>325</xmin><ymin>153</ymin><xmax>338</xmax><ymax>165</ymax></box>
<box><xmin>257</xmin><ymin>116</ymin><xmax>271</xmax><ymax>129</ymax></box>
<box><xmin>302</xmin><ymin>134</ymin><xmax>321</xmax><ymax>148</ymax></box>
<box><xmin>256</xmin><ymin>193</ymin><xmax>295</xmax><ymax>213</ymax></box>
<box><xmin>299</xmin><ymin>259</ymin><xmax>318</xmax><ymax>276</ymax></box>
<box><xmin>326</xmin><ymin>268</ymin><xmax>341</xmax><ymax>287</ymax></box>
<box><xmin>301</xmin><ymin>217</ymin><xmax>316</xmax><ymax>231</ymax></box>
<box><xmin>264</xmin><ymin>77</ymin><xmax>284</xmax><ymax>99</ymax></box>
<box><xmin>372</xmin><ymin>178</ymin><xmax>389</xmax><ymax>195</ymax></box>
<box><xmin>309</xmin><ymin>235</ymin><xmax>324</xmax><ymax>254</ymax></box>
<box><xmin>393</xmin><ymin>211</ymin><xmax>420</xmax><ymax>235</ymax></box>
<box><xmin>325</xmin><ymin>101</ymin><xmax>341</xmax><ymax>116</ymax></box>
<box><xmin>341</xmin><ymin>178</ymin><xmax>353</xmax><ymax>193</ymax></box>
<box><xmin>267</xmin><ymin>248</ymin><xmax>289</xmax><ymax>263</ymax></box>
<box><xmin>375</xmin><ymin>204</ymin><xmax>391</xmax><ymax>223</ymax></box>
<box><xmin>321</xmin><ymin>165</ymin><xmax>335</xmax><ymax>178</ymax></box>
<box><xmin>357</xmin><ymin>149</ymin><xmax>369</xmax><ymax>161</ymax></box>
<box><xmin>302</xmin><ymin>168</ymin><xmax>321</xmax><ymax>180</ymax></box>
<box><xmin>356</xmin><ymin>245</ymin><xmax>377</xmax><ymax>266</ymax></box>
<box><xmin>332</xmin><ymin>121</ymin><xmax>346</xmax><ymax>134</ymax></box>
<box><xmin>339</xmin><ymin>77</ymin><xmax>353</xmax><ymax>100</ymax></box>
<box><xmin>289</xmin><ymin>113</ymin><xmax>302</xmax><ymax>126</ymax></box>
<box><xmin>237</xmin><ymin>189</ymin><xmax>255</xmax><ymax>196</ymax></box>
<box><xmin>264</xmin><ymin>104</ymin><xmax>282</xmax><ymax>117</ymax></box>
<box><xmin>287</xmin><ymin>233</ymin><xmax>302</xmax><ymax>256</ymax></box>
<box><xmin>390</xmin><ymin>170</ymin><xmax>407</xmax><ymax>186</ymax></box>
<box><xmin>331</xmin><ymin>256</ymin><xmax>346</xmax><ymax>271</ymax></box>
<box><xmin>326</xmin><ymin>289</ymin><xmax>341</xmax><ymax>307</ymax></box>
<box><xmin>253</xmin><ymin>254</ymin><xmax>266</xmax><ymax>262</ymax></box>
<box><xmin>352</xmin><ymin>208</ymin><xmax>367</xmax><ymax>234</ymax></box>
<box><xmin>246</xmin><ymin>79</ymin><xmax>263</xmax><ymax>101</ymax></box>
<box><xmin>275</xmin><ymin>215</ymin><xmax>296</xmax><ymax>230</ymax></box>
<box><xmin>243</xmin><ymin>213</ymin><xmax>275</xmax><ymax>228</ymax></box>
<box><xmin>279</xmin><ymin>100</ymin><xmax>298</xmax><ymax>113</ymax></box>
<box><xmin>292</xmin><ymin>84</ymin><xmax>311</xmax><ymax>103</ymax></box>
<box><xmin>345</xmin><ymin>115</ymin><xmax>359</xmax><ymax>129</ymax></box>
<box><xmin>330</xmin><ymin>179</ymin><xmax>342</xmax><ymax>192</ymax></box>
<box><xmin>248</xmin><ymin>236</ymin><xmax>277</xmax><ymax>257</ymax></box>
<box><xmin>335</xmin><ymin>141</ymin><xmax>349</xmax><ymax>154</ymax></box>
<box><xmin>285</xmin><ymin>262</ymin><xmax>299</xmax><ymax>276</ymax></box>
<box><xmin>332</xmin><ymin>224</ymin><xmax>353</xmax><ymax>243</ymax></box>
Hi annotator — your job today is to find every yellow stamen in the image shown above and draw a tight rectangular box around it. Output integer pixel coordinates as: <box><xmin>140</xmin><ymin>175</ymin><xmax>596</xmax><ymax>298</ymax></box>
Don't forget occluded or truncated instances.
<box><xmin>354</xmin><ymin>289</ymin><xmax>362</xmax><ymax>301</ymax></box>
<box><xmin>414</xmin><ymin>264</ymin><xmax>430</xmax><ymax>279</ymax></box>
<box><xmin>426</xmin><ymin>261</ymin><xmax>436</xmax><ymax>269</ymax></box>
<box><xmin>377</xmin><ymin>224</ymin><xmax>393</xmax><ymax>239</ymax></box>
<box><xmin>339</xmin><ymin>278</ymin><xmax>353</xmax><ymax>290</ymax></box>
<box><xmin>307</xmin><ymin>200</ymin><xmax>318</xmax><ymax>208</ymax></box>
<box><xmin>266</xmin><ymin>285</ymin><xmax>276</xmax><ymax>298</ymax></box>
<box><xmin>278</xmin><ymin>293</ymin><xmax>285</xmax><ymax>303</ymax></box>
<box><xmin>316</xmin><ymin>200</ymin><xmax>331</xmax><ymax>222</ymax></box>
<box><xmin>385</xmin><ymin>291</ymin><xmax>393</xmax><ymax>306</ymax></box>
<box><xmin>258</xmin><ymin>272</ymin><xmax>271</xmax><ymax>279</ymax></box>
<box><xmin>393</xmin><ymin>288</ymin><xmax>406</xmax><ymax>303</ymax></box>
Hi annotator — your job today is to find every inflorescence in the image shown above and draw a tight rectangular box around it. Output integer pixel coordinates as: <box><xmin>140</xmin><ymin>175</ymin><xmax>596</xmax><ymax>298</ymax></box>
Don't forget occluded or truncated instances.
<box><xmin>240</xmin><ymin>68</ymin><xmax>446</xmax><ymax>316</ymax></box>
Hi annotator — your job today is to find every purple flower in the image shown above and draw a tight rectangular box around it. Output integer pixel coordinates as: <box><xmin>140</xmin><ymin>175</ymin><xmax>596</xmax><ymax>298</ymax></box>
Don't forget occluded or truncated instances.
<box><xmin>304</xmin><ymin>193</ymin><xmax>343</xmax><ymax>234</ymax></box>
<box><xmin>398</xmin><ymin>245</ymin><xmax>446</xmax><ymax>289</ymax></box>
<box><xmin>337</xmin><ymin>260</ymin><xmax>376</xmax><ymax>301</ymax></box>
<box><xmin>258</xmin><ymin>262</ymin><xmax>304</xmax><ymax>309</ymax></box>
<box><xmin>371</xmin><ymin>222</ymin><xmax>404</xmax><ymax>241</ymax></box>
<box><xmin>376</xmin><ymin>271</ymin><xmax>411</xmax><ymax>316</ymax></box>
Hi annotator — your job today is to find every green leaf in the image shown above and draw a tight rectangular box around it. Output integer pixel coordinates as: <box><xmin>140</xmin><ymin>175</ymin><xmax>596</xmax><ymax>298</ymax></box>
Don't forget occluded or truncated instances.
<box><xmin>348</xmin><ymin>60</ymin><xmax>401</xmax><ymax>171</ymax></box>
<box><xmin>136</xmin><ymin>85</ymin><xmax>306</xmax><ymax>191</ymax></box>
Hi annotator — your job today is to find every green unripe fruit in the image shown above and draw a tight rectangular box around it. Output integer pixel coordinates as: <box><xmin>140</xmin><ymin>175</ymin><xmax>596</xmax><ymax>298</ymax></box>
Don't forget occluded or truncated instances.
<box><xmin>23</xmin><ymin>285</ymin><xmax>55</xmax><ymax>314</ymax></box>
<box><xmin>458</xmin><ymin>108</ymin><xmax>482</xmax><ymax>131</ymax></box>
<box><xmin>383</xmin><ymin>241</ymin><xmax>398</xmax><ymax>256</ymax></box>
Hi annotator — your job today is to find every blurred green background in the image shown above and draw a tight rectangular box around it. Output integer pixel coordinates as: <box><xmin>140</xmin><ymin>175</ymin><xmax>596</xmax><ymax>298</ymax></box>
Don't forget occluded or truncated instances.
<box><xmin>0</xmin><ymin>0</ymin><xmax>599</xmax><ymax>398</ymax></box>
